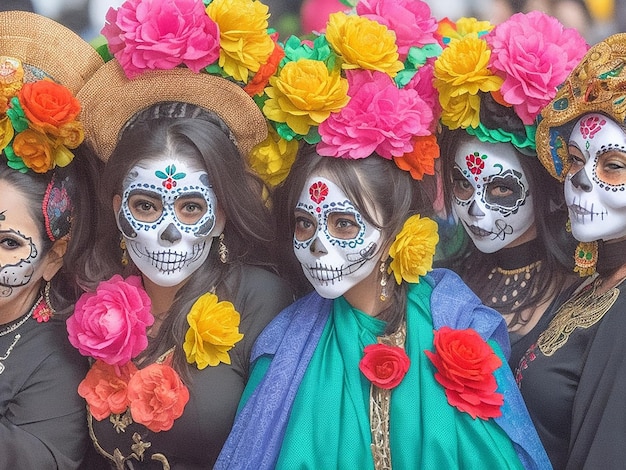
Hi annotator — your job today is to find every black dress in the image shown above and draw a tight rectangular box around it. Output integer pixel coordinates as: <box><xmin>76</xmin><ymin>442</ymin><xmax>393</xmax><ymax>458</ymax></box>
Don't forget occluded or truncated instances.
<box><xmin>84</xmin><ymin>266</ymin><xmax>293</xmax><ymax>469</ymax></box>
<box><xmin>0</xmin><ymin>311</ymin><xmax>89</xmax><ymax>469</ymax></box>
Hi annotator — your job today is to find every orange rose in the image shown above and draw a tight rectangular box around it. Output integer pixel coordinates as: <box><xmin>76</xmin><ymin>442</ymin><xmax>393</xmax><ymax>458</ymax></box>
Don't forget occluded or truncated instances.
<box><xmin>12</xmin><ymin>129</ymin><xmax>54</xmax><ymax>173</ymax></box>
<box><xmin>244</xmin><ymin>37</ymin><xmax>285</xmax><ymax>97</ymax></box>
<box><xmin>424</xmin><ymin>326</ymin><xmax>504</xmax><ymax>420</ymax></box>
<box><xmin>18</xmin><ymin>80</ymin><xmax>81</xmax><ymax>135</ymax></box>
<box><xmin>57</xmin><ymin>120</ymin><xmax>85</xmax><ymax>149</ymax></box>
<box><xmin>78</xmin><ymin>360</ymin><xmax>138</xmax><ymax>420</ymax></box>
<box><xmin>127</xmin><ymin>363</ymin><xmax>190</xmax><ymax>432</ymax></box>
<box><xmin>394</xmin><ymin>135</ymin><xmax>440</xmax><ymax>180</ymax></box>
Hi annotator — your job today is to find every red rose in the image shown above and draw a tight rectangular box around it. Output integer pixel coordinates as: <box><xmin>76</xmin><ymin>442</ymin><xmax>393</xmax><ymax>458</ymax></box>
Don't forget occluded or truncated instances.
<box><xmin>359</xmin><ymin>343</ymin><xmax>410</xmax><ymax>390</ymax></box>
<box><xmin>424</xmin><ymin>326</ymin><xmax>504</xmax><ymax>420</ymax></box>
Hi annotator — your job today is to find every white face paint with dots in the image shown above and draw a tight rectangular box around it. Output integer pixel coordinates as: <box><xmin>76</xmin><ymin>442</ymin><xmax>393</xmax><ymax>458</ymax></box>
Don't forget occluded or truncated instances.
<box><xmin>452</xmin><ymin>139</ymin><xmax>534</xmax><ymax>253</ymax></box>
<box><xmin>566</xmin><ymin>113</ymin><xmax>626</xmax><ymax>242</ymax></box>
<box><xmin>117</xmin><ymin>157</ymin><xmax>220</xmax><ymax>287</ymax></box>
<box><xmin>293</xmin><ymin>176</ymin><xmax>382</xmax><ymax>299</ymax></box>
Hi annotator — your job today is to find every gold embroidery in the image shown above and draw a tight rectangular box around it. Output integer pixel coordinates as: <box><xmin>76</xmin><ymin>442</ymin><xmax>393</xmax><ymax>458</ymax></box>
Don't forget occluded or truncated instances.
<box><xmin>131</xmin><ymin>432</ymin><xmax>151</xmax><ymax>460</ymax></box>
<box><xmin>369</xmin><ymin>323</ymin><xmax>406</xmax><ymax>470</ymax></box>
<box><xmin>110</xmin><ymin>410</ymin><xmax>133</xmax><ymax>433</ymax></box>
<box><xmin>152</xmin><ymin>454</ymin><xmax>172</xmax><ymax>470</ymax></box>
<box><xmin>538</xmin><ymin>278</ymin><xmax>619</xmax><ymax>356</ymax></box>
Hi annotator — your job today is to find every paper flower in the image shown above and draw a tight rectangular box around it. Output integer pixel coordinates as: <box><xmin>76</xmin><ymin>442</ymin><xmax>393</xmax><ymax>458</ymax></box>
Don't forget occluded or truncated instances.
<box><xmin>67</xmin><ymin>275</ymin><xmax>153</xmax><ymax>366</ymax></box>
<box><xmin>486</xmin><ymin>11</ymin><xmax>589</xmax><ymax>125</ymax></box>
<box><xmin>393</xmin><ymin>134</ymin><xmax>439</xmax><ymax>180</ymax></box>
<box><xmin>425</xmin><ymin>326</ymin><xmax>504</xmax><ymax>420</ymax></box>
<box><xmin>183</xmin><ymin>292</ymin><xmax>244</xmax><ymax>369</ymax></box>
<box><xmin>317</xmin><ymin>70</ymin><xmax>433</xmax><ymax>159</ymax></box>
<box><xmin>127</xmin><ymin>362</ymin><xmax>190</xmax><ymax>432</ymax></box>
<box><xmin>388</xmin><ymin>214</ymin><xmax>438</xmax><ymax>284</ymax></box>
<box><xmin>206</xmin><ymin>0</ymin><xmax>275</xmax><ymax>83</ymax></box>
<box><xmin>249</xmin><ymin>124</ymin><xmax>299</xmax><ymax>187</ymax></box>
<box><xmin>359</xmin><ymin>343</ymin><xmax>410</xmax><ymax>389</ymax></box>
<box><xmin>78</xmin><ymin>360</ymin><xmax>138</xmax><ymax>420</ymax></box>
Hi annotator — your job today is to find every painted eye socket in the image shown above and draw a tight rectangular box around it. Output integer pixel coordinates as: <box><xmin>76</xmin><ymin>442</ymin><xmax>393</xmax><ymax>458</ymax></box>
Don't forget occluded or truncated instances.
<box><xmin>128</xmin><ymin>193</ymin><xmax>163</xmax><ymax>223</ymax></box>
<box><xmin>326</xmin><ymin>212</ymin><xmax>362</xmax><ymax>240</ymax></box>
<box><xmin>452</xmin><ymin>168</ymin><xmax>474</xmax><ymax>201</ymax></box>
<box><xmin>595</xmin><ymin>150</ymin><xmax>626</xmax><ymax>186</ymax></box>
<box><xmin>483</xmin><ymin>173</ymin><xmax>525</xmax><ymax>209</ymax></box>
<box><xmin>174</xmin><ymin>196</ymin><xmax>208</xmax><ymax>225</ymax></box>
<box><xmin>0</xmin><ymin>229</ymin><xmax>34</xmax><ymax>266</ymax></box>
<box><xmin>294</xmin><ymin>210</ymin><xmax>317</xmax><ymax>242</ymax></box>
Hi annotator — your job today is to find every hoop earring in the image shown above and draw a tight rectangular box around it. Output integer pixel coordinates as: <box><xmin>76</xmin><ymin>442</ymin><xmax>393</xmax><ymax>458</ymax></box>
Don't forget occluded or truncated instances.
<box><xmin>379</xmin><ymin>260</ymin><xmax>389</xmax><ymax>302</ymax></box>
<box><xmin>120</xmin><ymin>238</ymin><xmax>129</xmax><ymax>266</ymax></box>
<box><xmin>218</xmin><ymin>233</ymin><xmax>229</xmax><ymax>264</ymax></box>
<box><xmin>33</xmin><ymin>281</ymin><xmax>55</xmax><ymax>323</ymax></box>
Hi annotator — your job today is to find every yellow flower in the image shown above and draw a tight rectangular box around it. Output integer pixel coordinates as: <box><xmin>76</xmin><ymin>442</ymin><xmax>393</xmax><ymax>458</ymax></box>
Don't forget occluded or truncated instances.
<box><xmin>183</xmin><ymin>292</ymin><xmax>244</xmax><ymax>369</ymax></box>
<box><xmin>249</xmin><ymin>125</ymin><xmax>298</xmax><ymax>187</ymax></box>
<box><xmin>439</xmin><ymin>17</ymin><xmax>494</xmax><ymax>42</ymax></box>
<box><xmin>52</xmin><ymin>144</ymin><xmax>74</xmax><ymax>168</ymax></box>
<box><xmin>264</xmin><ymin>58</ymin><xmax>349</xmax><ymax>136</ymax></box>
<box><xmin>12</xmin><ymin>129</ymin><xmax>54</xmax><ymax>173</ymax></box>
<box><xmin>388</xmin><ymin>215</ymin><xmax>439</xmax><ymax>285</ymax></box>
<box><xmin>325</xmin><ymin>11</ymin><xmax>403</xmax><ymax>78</ymax></box>
<box><xmin>57</xmin><ymin>120</ymin><xmax>84</xmax><ymax>149</ymax></box>
<box><xmin>207</xmin><ymin>0</ymin><xmax>275</xmax><ymax>83</ymax></box>
<box><xmin>434</xmin><ymin>36</ymin><xmax>502</xmax><ymax>129</ymax></box>
<box><xmin>0</xmin><ymin>115</ymin><xmax>14</xmax><ymax>152</ymax></box>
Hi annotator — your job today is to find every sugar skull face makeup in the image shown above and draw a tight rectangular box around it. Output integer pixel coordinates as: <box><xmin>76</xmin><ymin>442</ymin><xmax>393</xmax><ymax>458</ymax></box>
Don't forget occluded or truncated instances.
<box><xmin>117</xmin><ymin>158</ymin><xmax>220</xmax><ymax>287</ymax></box>
<box><xmin>452</xmin><ymin>140</ymin><xmax>534</xmax><ymax>253</ymax></box>
<box><xmin>566</xmin><ymin>114</ymin><xmax>626</xmax><ymax>242</ymax></box>
<box><xmin>293</xmin><ymin>176</ymin><xmax>382</xmax><ymax>299</ymax></box>
<box><xmin>0</xmin><ymin>183</ymin><xmax>44</xmax><ymax>298</ymax></box>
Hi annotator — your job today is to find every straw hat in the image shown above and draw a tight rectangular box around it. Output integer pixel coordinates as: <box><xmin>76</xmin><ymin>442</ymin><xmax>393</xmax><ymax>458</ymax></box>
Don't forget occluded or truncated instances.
<box><xmin>0</xmin><ymin>10</ymin><xmax>103</xmax><ymax>93</ymax></box>
<box><xmin>77</xmin><ymin>59</ymin><xmax>267</xmax><ymax>162</ymax></box>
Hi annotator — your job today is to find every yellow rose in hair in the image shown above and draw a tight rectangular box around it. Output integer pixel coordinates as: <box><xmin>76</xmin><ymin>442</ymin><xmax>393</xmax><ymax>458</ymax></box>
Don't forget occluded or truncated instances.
<box><xmin>183</xmin><ymin>292</ymin><xmax>244</xmax><ymax>369</ymax></box>
<box><xmin>57</xmin><ymin>120</ymin><xmax>85</xmax><ymax>149</ymax></box>
<box><xmin>264</xmin><ymin>59</ymin><xmax>349</xmax><ymax>136</ymax></box>
<box><xmin>325</xmin><ymin>11</ymin><xmax>403</xmax><ymax>78</ymax></box>
<box><xmin>0</xmin><ymin>115</ymin><xmax>14</xmax><ymax>152</ymax></box>
<box><xmin>207</xmin><ymin>0</ymin><xmax>275</xmax><ymax>83</ymax></box>
<box><xmin>249</xmin><ymin>125</ymin><xmax>298</xmax><ymax>187</ymax></box>
<box><xmin>12</xmin><ymin>129</ymin><xmax>54</xmax><ymax>173</ymax></box>
<box><xmin>388</xmin><ymin>215</ymin><xmax>439</xmax><ymax>285</ymax></box>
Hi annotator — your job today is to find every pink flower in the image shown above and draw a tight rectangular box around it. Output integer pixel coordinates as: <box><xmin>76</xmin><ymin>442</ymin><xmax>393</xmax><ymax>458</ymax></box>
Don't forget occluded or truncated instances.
<box><xmin>102</xmin><ymin>0</ymin><xmax>220</xmax><ymax>79</ymax></box>
<box><xmin>405</xmin><ymin>60</ymin><xmax>440</xmax><ymax>133</ymax></box>
<box><xmin>317</xmin><ymin>70</ymin><xmax>434</xmax><ymax>159</ymax></box>
<box><xmin>486</xmin><ymin>11</ymin><xmax>588</xmax><ymax>125</ymax></box>
<box><xmin>356</xmin><ymin>0</ymin><xmax>438</xmax><ymax>59</ymax></box>
<box><xmin>67</xmin><ymin>275</ymin><xmax>154</xmax><ymax>366</ymax></box>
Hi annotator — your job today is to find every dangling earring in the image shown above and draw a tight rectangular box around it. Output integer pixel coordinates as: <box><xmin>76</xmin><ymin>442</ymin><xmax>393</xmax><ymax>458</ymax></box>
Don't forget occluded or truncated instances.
<box><xmin>120</xmin><ymin>238</ymin><xmax>129</xmax><ymax>266</ymax></box>
<box><xmin>33</xmin><ymin>281</ymin><xmax>54</xmax><ymax>323</ymax></box>
<box><xmin>379</xmin><ymin>260</ymin><xmax>389</xmax><ymax>302</ymax></box>
<box><xmin>218</xmin><ymin>233</ymin><xmax>228</xmax><ymax>264</ymax></box>
<box><xmin>574</xmin><ymin>241</ymin><xmax>598</xmax><ymax>277</ymax></box>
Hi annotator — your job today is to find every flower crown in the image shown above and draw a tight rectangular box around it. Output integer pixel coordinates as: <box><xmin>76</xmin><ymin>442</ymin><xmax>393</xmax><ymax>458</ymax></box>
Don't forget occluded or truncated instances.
<box><xmin>433</xmin><ymin>12</ymin><xmax>589</xmax><ymax>154</ymax></box>
<box><xmin>251</xmin><ymin>0</ymin><xmax>443</xmax><ymax>182</ymax></box>
<box><xmin>0</xmin><ymin>59</ymin><xmax>85</xmax><ymax>174</ymax></box>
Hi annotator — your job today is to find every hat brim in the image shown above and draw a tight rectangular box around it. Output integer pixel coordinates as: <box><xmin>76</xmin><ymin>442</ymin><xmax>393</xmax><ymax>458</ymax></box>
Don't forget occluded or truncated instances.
<box><xmin>77</xmin><ymin>60</ymin><xmax>268</xmax><ymax>162</ymax></box>
<box><xmin>0</xmin><ymin>10</ymin><xmax>103</xmax><ymax>94</ymax></box>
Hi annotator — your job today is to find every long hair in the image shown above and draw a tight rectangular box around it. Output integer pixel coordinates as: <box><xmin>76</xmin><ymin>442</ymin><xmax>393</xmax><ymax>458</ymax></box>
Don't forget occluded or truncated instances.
<box><xmin>438</xmin><ymin>128</ymin><xmax>576</xmax><ymax>323</ymax></box>
<box><xmin>0</xmin><ymin>146</ymin><xmax>103</xmax><ymax>314</ymax></box>
<box><xmin>273</xmin><ymin>144</ymin><xmax>434</xmax><ymax>333</ymax></box>
<box><xmin>85</xmin><ymin>105</ymin><xmax>278</xmax><ymax>377</ymax></box>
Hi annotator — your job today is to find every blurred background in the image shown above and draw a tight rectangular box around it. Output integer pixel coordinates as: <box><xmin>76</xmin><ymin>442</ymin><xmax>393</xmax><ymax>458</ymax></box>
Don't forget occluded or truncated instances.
<box><xmin>1</xmin><ymin>0</ymin><xmax>622</xmax><ymax>47</ymax></box>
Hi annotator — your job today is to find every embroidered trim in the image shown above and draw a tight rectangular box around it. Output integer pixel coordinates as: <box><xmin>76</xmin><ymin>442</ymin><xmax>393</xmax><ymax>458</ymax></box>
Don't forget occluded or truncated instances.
<box><xmin>537</xmin><ymin>277</ymin><xmax>619</xmax><ymax>356</ymax></box>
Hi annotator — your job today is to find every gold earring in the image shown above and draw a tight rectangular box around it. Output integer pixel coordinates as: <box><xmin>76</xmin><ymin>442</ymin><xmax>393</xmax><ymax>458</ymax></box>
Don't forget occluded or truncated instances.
<box><xmin>218</xmin><ymin>233</ymin><xmax>228</xmax><ymax>264</ymax></box>
<box><xmin>573</xmin><ymin>241</ymin><xmax>597</xmax><ymax>277</ymax></box>
<box><xmin>379</xmin><ymin>260</ymin><xmax>389</xmax><ymax>302</ymax></box>
<box><xmin>120</xmin><ymin>238</ymin><xmax>129</xmax><ymax>266</ymax></box>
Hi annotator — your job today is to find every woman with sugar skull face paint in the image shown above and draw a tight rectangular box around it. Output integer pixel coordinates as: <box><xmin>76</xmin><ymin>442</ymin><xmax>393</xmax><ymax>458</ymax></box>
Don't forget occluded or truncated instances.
<box><xmin>216</xmin><ymin>3</ymin><xmax>551</xmax><ymax>468</ymax></box>
<box><xmin>68</xmin><ymin>0</ymin><xmax>293</xmax><ymax>468</ymax></box>
<box><xmin>0</xmin><ymin>11</ymin><xmax>105</xmax><ymax>469</ymax></box>
<box><xmin>517</xmin><ymin>33</ymin><xmax>626</xmax><ymax>469</ymax></box>
<box><xmin>434</xmin><ymin>12</ymin><xmax>587</xmax><ymax>369</ymax></box>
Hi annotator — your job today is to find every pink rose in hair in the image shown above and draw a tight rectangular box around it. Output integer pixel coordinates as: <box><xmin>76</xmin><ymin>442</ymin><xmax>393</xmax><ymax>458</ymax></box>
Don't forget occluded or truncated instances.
<box><xmin>356</xmin><ymin>0</ymin><xmax>437</xmax><ymax>59</ymax></box>
<box><xmin>405</xmin><ymin>60</ymin><xmax>440</xmax><ymax>133</ymax></box>
<box><xmin>67</xmin><ymin>275</ymin><xmax>153</xmax><ymax>366</ymax></box>
<box><xmin>102</xmin><ymin>0</ymin><xmax>220</xmax><ymax>79</ymax></box>
<box><xmin>317</xmin><ymin>70</ymin><xmax>433</xmax><ymax>159</ymax></box>
<box><xmin>486</xmin><ymin>11</ymin><xmax>588</xmax><ymax>125</ymax></box>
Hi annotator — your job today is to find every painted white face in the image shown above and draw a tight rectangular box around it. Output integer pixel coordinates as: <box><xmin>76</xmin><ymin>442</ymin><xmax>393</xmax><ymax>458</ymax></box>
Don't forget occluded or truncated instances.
<box><xmin>452</xmin><ymin>140</ymin><xmax>534</xmax><ymax>253</ymax></box>
<box><xmin>566</xmin><ymin>114</ymin><xmax>626</xmax><ymax>242</ymax></box>
<box><xmin>0</xmin><ymin>182</ymin><xmax>44</xmax><ymax>299</ymax></box>
<box><xmin>293</xmin><ymin>176</ymin><xmax>382</xmax><ymax>299</ymax></box>
<box><xmin>117</xmin><ymin>158</ymin><xmax>220</xmax><ymax>287</ymax></box>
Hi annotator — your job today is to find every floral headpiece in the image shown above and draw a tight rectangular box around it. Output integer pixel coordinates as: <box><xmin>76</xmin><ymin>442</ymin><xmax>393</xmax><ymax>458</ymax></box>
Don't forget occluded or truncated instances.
<box><xmin>78</xmin><ymin>0</ymin><xmax>285</xmax><ymax>166</ymax></box>
<box><xmin>536</xmin><ymin>33</ymin><xmax>626</xmax><ymax>181</ymax></box>
<box><xmin>433</xmin><ymin>12</ymin><xmax>588</xmax><ymax>155</ymax></box>
<box><xmin>0</xmin><ymin>11</ymin><xmax>103</xmax><ymax>173</ymax></box>
<box><xmin>251</xmin><ymin>0</ymin><xmax>443</xmax><ymax>182</ymax></box>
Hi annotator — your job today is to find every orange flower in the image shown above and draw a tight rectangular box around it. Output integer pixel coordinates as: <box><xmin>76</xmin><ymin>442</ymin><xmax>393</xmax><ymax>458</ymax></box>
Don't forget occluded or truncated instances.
<box><xmin>127</xmin><ymin>363</ymin><xmax>190</xmax><ymax>432</ymax></box>
<box><xmin>394</xmin><ymin>134</ymin><xmax>440</xmax><ymax>180</ymax></box>
<box><xmin>57</xmin><ymin>120</ymin><xmax>85</xmax><ymax>149</ymax></box>
<box><xmin>18</xmin><ymin>80</ymin><xmax>81</xmax><ymax>136</ymax></box>
<box><xmin>78</xmin><ymin>360</ymin><xmax>138</xmax><ymax>421</ymax></box>
<box><xmin>12</xmin><ymin>129</ymin><xmax>54</xmax><ymax>173</ymax></box>
<box><xmin>244</xmin><ymin>35</ymin><xmax>285</xmax><ymax>97</ymax></box>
